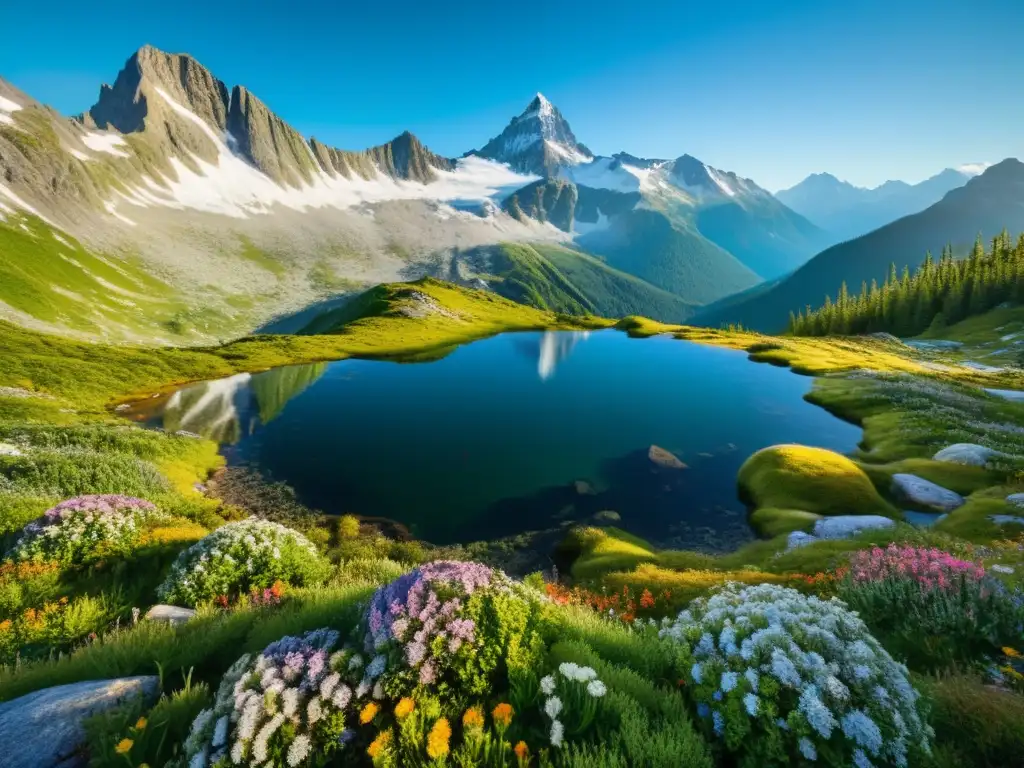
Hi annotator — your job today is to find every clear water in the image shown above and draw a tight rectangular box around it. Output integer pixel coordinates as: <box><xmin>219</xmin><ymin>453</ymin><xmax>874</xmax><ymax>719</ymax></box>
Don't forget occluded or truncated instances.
<box><xmin>123</xmin><ymin>331</ymin><xmax>861</xmax><ymax>549</ymax></box>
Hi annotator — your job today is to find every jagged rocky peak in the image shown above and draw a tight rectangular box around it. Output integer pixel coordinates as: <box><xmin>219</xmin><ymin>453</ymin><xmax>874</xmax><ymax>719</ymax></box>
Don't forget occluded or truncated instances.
<box><xmin>502</xmin><ymin>177</ymin><xmax>578</xmax><ymax>232</ymax></box>
<box><xmin>365</xmin><ymin>131</ymin><xmax>455</xmax><ymax>184</ymax></box>
<box><xmin>83</xmin><ymin>45</ymin><xmax>229</xmax><ymax>136</ymax></box>
<box><xmin>469</xmin><ymin>92</ymin><xmax>592</xmax><ymax>177</ymax></box>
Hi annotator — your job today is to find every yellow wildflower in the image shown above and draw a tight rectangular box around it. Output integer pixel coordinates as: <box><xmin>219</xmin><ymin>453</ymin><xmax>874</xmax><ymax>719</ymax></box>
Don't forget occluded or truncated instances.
<box><xmin>360</xmin><ymin>702</ymin><xmax>380</xmax><ymax>724</ymax></box>
<box><xmin>394</xmin><ymin>697</ymin><xmax>415</xmax><ymax>719</ymax></box>
<box><xmin>1003</xmin><ymin>646</ymin><xmax>1022</xmax><ymax>658</ymax></box>
<box><xmin>426</xmin><ymin>717</ymin><xmax>451</xmax><ymax>759</ymax></box>
<box><xmin>367</xmin><ymin>730</ymin><xmax>392</xmax><ymax>759</ymax></box>
<box><xmin>134</xmin><ymin>717</ymin><xmax>147</xmax><ymax>730</ymax></box>
<box><xmin>462</xmin><ymin>706</ymin><xmax>484</xmax><ymax>730</ymax></box>
<box><xmin>114</xmin><ymin>739</ymin><xmax>133</xmax><ymax>755</ymax></box>
<box><xmin>492</xmin><ymin>702</ymin><xmax>514</xmax><ymax>728</ymax></box>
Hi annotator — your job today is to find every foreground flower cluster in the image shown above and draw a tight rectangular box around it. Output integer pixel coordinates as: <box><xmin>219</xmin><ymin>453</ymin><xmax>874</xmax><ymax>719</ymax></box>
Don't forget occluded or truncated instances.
<box><xmin>660</xmin><ymin>583</ymin><xmax>932</xmax><ymax>766</ymax></box>
<box><xmin>185</xmin><ymin>561</ymin><xmax>549</xmax><ymax>766</ymax></box>
<box><xmin>849</xmin><ymin>545</ymin><xmax>985</xmax><ymax>590</ymax></box>
<box><xmin>157</xmin><ymin>518</ymin><xmax>329</xmax><ymax>606</ymax></box>
<box><xmin>8</xmin><ymin>494</ymin><xmax>165</xmax><ymax>565</ymax></box>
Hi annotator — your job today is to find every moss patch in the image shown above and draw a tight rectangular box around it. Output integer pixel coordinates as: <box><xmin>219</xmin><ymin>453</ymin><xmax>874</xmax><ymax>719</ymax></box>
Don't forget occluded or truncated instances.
<box><xmin>738</xmin><ymin>444</ymin><xmax>898</xmax><ymax>517</ymax></box>
<box><xmin>748</xmin><ymin>507</ymin><xmax>822</xmax><ymax>537</ymax></box>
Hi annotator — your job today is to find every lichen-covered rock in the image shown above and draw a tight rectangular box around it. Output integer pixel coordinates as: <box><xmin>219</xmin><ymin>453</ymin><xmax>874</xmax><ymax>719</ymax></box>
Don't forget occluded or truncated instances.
<box><xmin>812</xmin><ymin>514</ymin><xmax>895</xmax><ymax>539</ymax></box>
<box><xmin>933</xmin><ymin>443</ymin><xmax>1005</xmax><ymax>466</ymax></box>
<box><xmin>0</xmin><ymin>676</ymin><xmax>159</xmax><ymax>768</ymax></box>
<box><xmin>891</xmin><ymin>473</ymin><xmax>965</xmax><ymax>512</ymax></box>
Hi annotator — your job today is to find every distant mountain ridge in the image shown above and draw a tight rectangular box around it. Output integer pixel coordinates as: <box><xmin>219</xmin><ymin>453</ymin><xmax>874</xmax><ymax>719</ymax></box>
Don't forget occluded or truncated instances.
<box><xmin>694</xmin><ymin>159</ymin><xmax>1024</xmax><ymax>332</ymax></box>
<box><xmin>775</xmin><ymin>166</ymin><xmax>986</xmax><ymax>242</ymax></box>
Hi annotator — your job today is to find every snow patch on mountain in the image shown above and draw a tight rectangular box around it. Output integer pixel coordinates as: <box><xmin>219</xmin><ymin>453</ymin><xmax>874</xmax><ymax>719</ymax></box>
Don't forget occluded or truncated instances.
<box><xmin>0</xmin><ymin>183</ymin><xmax>56</xmax><ymax>226</ymax></box>
<box><xmin>0</xmin><ymin>95</ymin><xmax>21</xmax><ymax>113</ymax></box>
<box><xmin>81</xmin><ymin>132</ymin><xmax>130</xmax><ymax>158</ymax></box>
<box><xmin>85</xmin><ymin>86</ymin><xmax>540</xmax><ymax>220</ymax></box>
<box><xmin>958</xmin><ymin>162</ymin><xmax>992</xmax><ymax>176</ymax></box>
<box><xmin>560</xmin><ymin>157</ymin><xmax>642</xmax><ymax>193</ymax></box>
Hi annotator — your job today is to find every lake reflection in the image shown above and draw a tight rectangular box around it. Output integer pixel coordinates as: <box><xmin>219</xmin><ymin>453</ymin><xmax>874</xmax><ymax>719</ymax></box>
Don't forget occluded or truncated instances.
<box><xmin>123</xmin><ymin>331</ymin><xmax>861</xmax><ymax>548</ymax></box>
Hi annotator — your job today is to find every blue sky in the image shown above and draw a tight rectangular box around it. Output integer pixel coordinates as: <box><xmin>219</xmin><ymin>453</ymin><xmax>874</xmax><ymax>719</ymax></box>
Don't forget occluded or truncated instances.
<box><xmin>1</xmin><ymin>0</ymin><xmax>1020</xmax><ymax>191</ymax></box>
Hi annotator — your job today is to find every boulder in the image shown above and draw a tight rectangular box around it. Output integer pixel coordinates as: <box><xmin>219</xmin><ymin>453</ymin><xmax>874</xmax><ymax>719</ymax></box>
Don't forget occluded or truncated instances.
<box><xmin>989</xmin><ymin>515</ymin><xmax>1024</xmax><ymax>526</ymax></box>
<box><xmin>0</xmin><ymin>676</ymin><xmax>159</xmax><ymax>768</ymax></box>
<box><xmin>891</xmin><ymin>474</ymin><xmax>964</xmax><ymax>513</ymax></box>
<box><xmin>145</xmin><ymin>604</ymin><xmax>196</xmax><ymax>625</ymax></box>
<box><xmin>932</xmin><ymin>443</ymin><xmax>1005</xmax><ymax>466</ymax></box>
<box><xmin>786</xmin><ymin>531</ymin><xmax>818</xmax><ymax>550</ymax></box>
<box><xmin>648</xmin><ymin>445</ymin><xmax>687</xmax><ymax>470</ymax></box>
<box><xmin>573</xmin><ymin>480</ymin><xmax>595</xmax><ymax>496</ymax></box>
<box><xmin>1006</xmin><ymin>493</ymin><xmax>1024</xmax><ymax>509</ymax></box>
<box><xmin>812</xmin><ymin>515</ymin><xmax>895</xmax><ymax>539</ymax></box>
<box><xmin>903</xmin><ymin>339</ymin><xmax>963</xmax><ymax>350</ymax></box>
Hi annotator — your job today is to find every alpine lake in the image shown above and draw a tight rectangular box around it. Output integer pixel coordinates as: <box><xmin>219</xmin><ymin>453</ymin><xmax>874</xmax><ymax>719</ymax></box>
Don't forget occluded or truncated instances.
<box><xmin>121</xmin><ymin>331</ymin><xmax>861</xmax><ymax>551</ymax></box>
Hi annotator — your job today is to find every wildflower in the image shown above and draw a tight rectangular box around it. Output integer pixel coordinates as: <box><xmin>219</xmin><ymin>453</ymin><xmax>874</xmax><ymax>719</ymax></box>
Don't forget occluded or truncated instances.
<box><xmin>514</xmin><ymin>740</ymin><xmax>530</xmax><ymax>763</ymax></box>
<box><xmin>493</xmin><ymin>702</ymin><xmax>514</xmax><ymax>728</ymax></box>
<box><xmin>360</xmin><ymin>701</ymin><xmax>380</xmax><ymax>724</ymax></box>
<box><xmin>712</xmin><ymin>711</ymin><xmax>724</xmax><ymax>736</ymax></box>
<box><xmin>720</xmin><ymin>670</ymin><xmax>738</xmax><ymax>693</ymax></box>
<box><xmin>798</xmin><ymin>737</ymin><xmax>817</xmax><ymax>761</ymax></box>
<box><xmin>691</xmin><ymin>662</ymin><xmax>703</xmax><ymax>683</ymax></box>
<box><xmin>367</xmin><ymin>730</ymin><xmax>391</xmax><ymax>759</ymax></box>
<box><xmin>640</xmin><ymin>589</ymin><xmax>655</xmax><ymax>608</ymax></box>
<box><xmin>394</xmin><ymin>697</ymin><xmax>415</xmax><ymax>719</ymax></box>
<box><xmin>587</xmin><ymin>679</ymin><xmax>607</xmax><ymax>698</ymax></box>
<box><xmin>1003</xmin><ymin>646</ymin><xmax>1022</xmax><ymax>658</ymax></box>
<box><xmin>287</xmin><ymin>734</ymin><xmax>311</xmax><ymax>766</ymax></box>
<box><xmin>550</xmin><ymin>719</ymin><xmax>564</xmax><ymax>748</ymax></box>
<box><xmin>540</xmin><ymin>675</ymin><xmax>556</xmax><ymax>695</ymax></box>
<box><xmin>115</xmin><ymin>739</ymin><xmax>133</xmax><ymax>755</ymax></box>
<box><xmin>427</xmin><ymin>718</ymin><xmax>452</xmax><ymax>759</ymax></box>
<box><xmin>463</xmin><ymin>706</ymin><xmax>485</xmax><ymax>730</ymax></box>
<box><xmin>743</xmin><ymin>693</ymin><xmax>759</xmax><ymax>716</ymax></box>
<box><xmin>543</xmin><ymin>697</ymin><xmax>562</xmax><ymax>720</ymax></box>
<box><xmin>134</xmin><ymin>717</ymin><xmax>147</xmax><ymax>730</ymax></box>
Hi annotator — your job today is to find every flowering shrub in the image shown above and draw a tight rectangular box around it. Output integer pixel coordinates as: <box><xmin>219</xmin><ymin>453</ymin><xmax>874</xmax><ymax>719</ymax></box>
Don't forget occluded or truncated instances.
<box><xmin>538</xmin><ymin>662</ymin><xmax>607</xmax><ymax>750</ymax></box>
<box><xmin>838</xmin><ymin>548</ymin><xmax>1023</xmax><ymax>673</ymax></box>
<box><xmin>660</xmin><ymin>583</ymin><xmax>932</xmax><ymax>766</ymax></box>
<box><xmin>7</xmin><ymin>495</ymin><xmax>165</xmax><ymax>566</ymax></box>
<box><xmin>544</xmin><ymin>581</ymin><xmax>674</xmax><ymax>623</ymax></box>
<box><xmin>364</xmin><ymin>560</ymin><xmax>545</xmax><ymax>696</ymax></box>
<box><xmin>849</xmin><ymin>545</ymin><xmax>985</xmax><ymax>589</ymax></box>
<box><xmin>157</xmin><ymin>518</ymin><xmax>329</xmax><ymax>606</ymax></box>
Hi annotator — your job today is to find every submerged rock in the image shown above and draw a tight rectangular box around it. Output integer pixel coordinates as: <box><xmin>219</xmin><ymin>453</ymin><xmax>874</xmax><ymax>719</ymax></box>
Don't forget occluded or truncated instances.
<box><xmin>813</xmin><ymin>515</ymin><xmax>895</xmax><ymax>539</ymax></box>
<box><xmin>573</xmin><ymin>480</ymin><xmax>595</xmax><ymax>496</ymax></box>
<box><xmin>145</xmin><ymin>604</ymin><xmax>196</xmax><ymax>625</ymax></box>
<box><xmin>592</xmin><ymin>510</ymin><xmax>621</xmax><ymax>523</ymax></box>
<box><xmin>0</xmin><ymin>676</ymin><xmax>159</xmax><ymax>768</ymax></box>
<box><xmin>932</xmin><ymin>443</ymin><xmax>1005</xmax><ymax>466</ymax></box>
<box><xmin>891</xmin><ymin>474</ymin><xmax>964</xmax><ymax>513</ymax></box>
<box><xmin>648</xmin><ymin>445</ymin><xmax>687</xmax><ymax>470</ymax></box>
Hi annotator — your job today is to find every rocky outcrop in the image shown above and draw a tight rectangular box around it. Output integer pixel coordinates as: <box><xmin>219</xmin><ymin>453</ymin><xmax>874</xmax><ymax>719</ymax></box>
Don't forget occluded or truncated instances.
<box><xmin>227</xmin><ymin>86</ymin><xmax>320</xmax><ymax>187</ymax></box>
<box><xmin>364</xmin><ymin>131</ymin><xmax>455</xmax><ymax>184</ymax></box>
<box><xmin>503</xmin><ymin>179</ymin><xmax>578</xmax><ymax>232</ymax></box>
<box><xmin>891</xmin><ymin>473</ymin><xmax>964</xmax><ymax>512</ymax></box>
<box><xmin>932</xmin><ymin>443</ymin><xmax>1005</xmax><ymax>466</ymax></box>
<box><xmin>145</xmin><ymin>604</ymin><xmax>196</xmax><ymax>624</ymax></box>
<box><xmin>786</xmin><ymin>515</ymin><xmax>895</xmax><ymax>550</ymax></box>
<box><xmin>0</xmin><ymin>676</ymin><xmax>159</xmax><ymax>768</ymax></box>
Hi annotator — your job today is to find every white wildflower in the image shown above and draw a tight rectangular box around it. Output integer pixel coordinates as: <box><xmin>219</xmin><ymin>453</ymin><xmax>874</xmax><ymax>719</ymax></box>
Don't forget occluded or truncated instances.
<box><xmin>540</xmin><ymin>675</ymin><xmax>556</xmax><ymax>695</ymax></box>
<box><xmin>544</xmin><ymin>696</ymin><xmax>563</xmax><ymax>719</ymax></box>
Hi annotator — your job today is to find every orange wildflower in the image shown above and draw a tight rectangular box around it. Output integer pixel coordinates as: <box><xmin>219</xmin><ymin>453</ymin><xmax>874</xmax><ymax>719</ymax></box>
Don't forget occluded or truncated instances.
<box><xmin>514</xmin><ymin>740</ymin><xmax>530</xmax><ymax>764</ymax></box>
<box><xmin>134</xmin><ymin>717</ymin><xmax>147</xmax><ymax>730</ymax></box>
<box><xmin>394</xmin><ymin>697</ymin><xmax>415</xmax><ymax>719</ymax></box>
<box><xmin>1003</xmin><ymin>646</ymin><xmax>1022</xmax><ymax>658</ymax></box>
<box><xmin>427</xmin><ymin>718</ymin><xmax>451</xmax><ymax>759</ymax></box>
<box><xmin>462</xmin><ymin>706</ymin><xmax>485</xmax><ymax>730</ymax></box>
<box><xmin>367</xmin><ymin>730</ymin><xmax>391</xmax><ymax>759</ymax></box>
<box><xmin>360</xmin><ymin>702</ymin><xmax>380</xmax><ymax>724</ymax></box>
<box><xmin>639</xmin><ymin>589</ymin><xmax>655</xmax><ymax>609</ymax></box>
<box><xmin>492</xmin><ymin>702</ymin><xmax>514</xmax><ymax>728</ymax></box>
<box><xmin>114</xmin><ymin>738</ymin><xmax>133</xmax><ymax>754</ymax></box>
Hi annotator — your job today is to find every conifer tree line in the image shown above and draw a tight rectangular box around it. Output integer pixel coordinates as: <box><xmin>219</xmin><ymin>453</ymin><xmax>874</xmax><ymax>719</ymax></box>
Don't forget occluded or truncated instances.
<box><xmin>787</xmin><ymin>230</ymin><xmax>1024</xmax><ymax>337</ymax></box>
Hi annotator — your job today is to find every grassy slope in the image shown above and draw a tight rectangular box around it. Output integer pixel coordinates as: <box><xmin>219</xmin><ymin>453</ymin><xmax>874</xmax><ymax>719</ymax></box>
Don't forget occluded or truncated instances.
<box><xmin>479</xmin><ymin>242</ymin><xmax>699</xmax><ymax>323</ymax></box>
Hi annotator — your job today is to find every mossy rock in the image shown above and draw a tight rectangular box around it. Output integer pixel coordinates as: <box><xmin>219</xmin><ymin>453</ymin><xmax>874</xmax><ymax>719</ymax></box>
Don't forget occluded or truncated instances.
<box><xmin>749</xmin><ymin>507</ymin><xmax>822</xmax><ymax>537</ymax></box>
<box><xmin>738</xmin><ymin>444</ymin><xmax>897</xmax><ymax>517</ymax></box>
<box><xmin>562</xmin><ymin>526</ymin><xmax>657</xmax><ymax>580</ymax></box>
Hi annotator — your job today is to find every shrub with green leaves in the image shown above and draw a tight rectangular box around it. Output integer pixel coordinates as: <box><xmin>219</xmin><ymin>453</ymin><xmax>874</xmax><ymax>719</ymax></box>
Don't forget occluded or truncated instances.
<box><xmin>660</xmin><ymin>583</ymin><xmax>932</xmax><ymax>767</ymax></box>
<box><xmin>6</xmin><ymin>494</ymin><xmax>167</xmax><ymax>566</ymax></box>
<box><xmin>156</xmin><ymin>518</ymin><xmax>329</xmax><ymax>606</ymax></box>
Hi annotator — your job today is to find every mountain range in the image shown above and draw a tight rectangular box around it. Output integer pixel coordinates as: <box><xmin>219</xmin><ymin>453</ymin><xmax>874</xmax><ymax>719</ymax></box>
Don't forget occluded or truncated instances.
<box><xmin>775</xmin><ymin>167</ymin><xmax>986</xmax><ymax>242</ymax></box>
<box><xmin>694</xmin><ymin>158</ymin><xmax>1024</xmax><ymax>332</ymax></box>
<box><xmin>0</xmin><ymin>44</ymin><xmax>1015</xmax><ymax>343</ymax></box>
